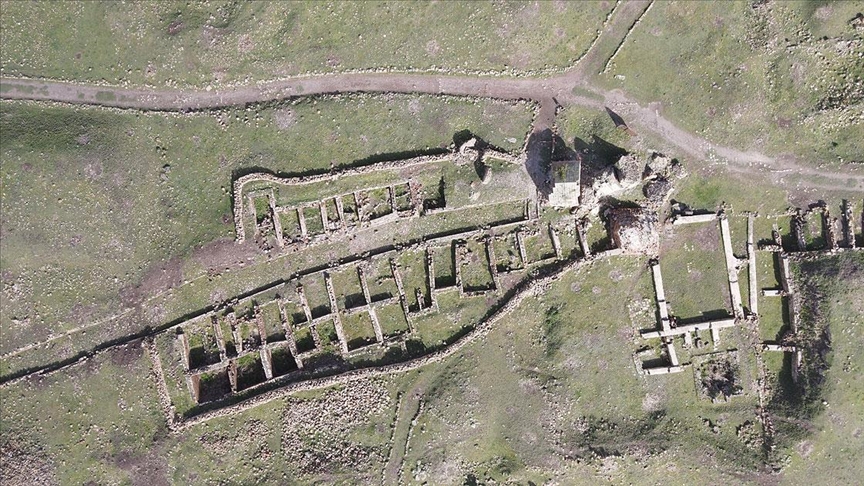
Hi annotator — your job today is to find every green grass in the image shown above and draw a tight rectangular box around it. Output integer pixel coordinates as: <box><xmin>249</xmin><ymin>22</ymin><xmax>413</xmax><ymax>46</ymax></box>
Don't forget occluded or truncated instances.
<box><xmin>316</xmin><ymin>320</ymin><xmax>338</xmax><ymax>348</ymax></box>
<box><xmin>404</xmin><ymin>255</ymin><xmax>770</xmax><ymax>483</ymax></box>
<box><xmin>778</xmin><ymin>251</ymin><xmax>864</xmax><ymax>482</ymax></box>
<box><xmin>259</xmin><ymin>302</ymin><xmax>284</xmax><ymax>343</ymax></box>
<box><xmin>396</xmin><ymin>249</ymin><xmax>430</xmax><ymax>312</ymax></box>
<box><xmin>459</xmin><ymin>238</ymin><xmax>495</xmax><ymax>292</ymax></box>
<box><xmin>342</xmin><ymin>311</ymin><xmax>377</xmax><ymax>351</ymax></box>
<box><xmin>672</xmin><ymin>170</ymin><xmax>790</xmax><ymax>216</ymax></box>
<box><xmin>557</xmin><ymin>104</ymin><xmax>631</xmax><ymax>150</ymax></box>
<box><xmin>493</xmin><ymin>232</ymin><xmax>523</xmax><ymax>272</ymax></box>
<box><xmin>659</xmin><ymin>222</ymin><xmax>732</xmax><ymax>321</ymax></box>
<box><xmin>523</xmin><ymin>230</ymin><xmax>556</xmax><ymax>263</ymax></box>
<box><xmin>330</xmin><ymin>267</ymin><xmax>365</xmax><ymax>310</ymax></box>
<box><xmin>0</xmin><ymin>344</ymin><xmax>167</xmax><ymax>484</ymax></box>
<box><xmin>0</xmin><ymin>93</ymin><xmax>534</xmax><ymax>369</ymax></box>
<box><xmin>756</xmin><ymin>251</ymin><xmax>787</xmax><ymax>342</ymax></box>
<box><xmin>431</xmin><ymin>244</ymin><xmax>457</xmax><ymax>288</ymax></box>
<box><xmin>376</xmin><ymin>303</ymin><xmax>410</xmax><ymax>338</ymax></box>
<box><xmin>601</xmin><ymin>0</ymin><xmax>864</xmax><ymax>163</ymax></box>
<box><xmin>292</xmin><ymin>326</ymin><xmax>315</xmax><ymax>354</ymax></box>
<box><xmin>413</xmin><ymin>290</ymin><xmax>484</xmax><ymax>349</ymax></box>
<box><xmin>0</xmin><ymin>1</ymin><xmax>616</xmax><ymax>87</ymax></box>
<box><xmin>366</xmin><ymin>257</ymin><xmax>399</xmax><ymax>303</ymax></box>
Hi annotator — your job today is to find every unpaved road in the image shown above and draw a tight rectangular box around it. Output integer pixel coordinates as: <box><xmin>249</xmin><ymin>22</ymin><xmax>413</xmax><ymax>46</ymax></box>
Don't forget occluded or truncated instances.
<box><xmin>3</xmin><ymin>74</ymin><xmax>861</xmax><ymax>194</ymax></box>
<box><xmin>2</xmin><ymin>0</ymin><xmax>861</xmax><ymax>192</ymax></box>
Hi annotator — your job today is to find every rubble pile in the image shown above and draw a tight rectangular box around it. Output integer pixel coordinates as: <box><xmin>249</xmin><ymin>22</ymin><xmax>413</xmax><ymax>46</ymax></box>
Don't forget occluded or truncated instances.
<box><xmin>605</xmin><ymin>207</ymin><xmax>660</xmax><ymax>256</ymax></box>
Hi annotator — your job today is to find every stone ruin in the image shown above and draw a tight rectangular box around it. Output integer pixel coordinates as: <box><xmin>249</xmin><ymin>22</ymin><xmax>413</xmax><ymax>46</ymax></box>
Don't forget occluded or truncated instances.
<box><xmin>605</xmin><ymin>206</ymin><xmax>659</xmax><ymax>256</ymax></box>
<box><xmin>233</xmin><ymin>140</ymin><xmax>525</xmax><ymax>250</ymax></box>
<box><xmin>154</xmin><ymin>198</ymin><xmax>577</xmax><ymax>415</ymax></box>
<box><xmin>696</xmin><ymin>352</ymin><xmax>743</xmax><ymax>402</ymax></box>
<box><xmin>639</xmin><ymin>198</ymin><xmax>863</xmax><ymax>390</ymax></box>
<box><xmin>578</xmin><ymin>150</ymin><xmax>683</xmax><ymax>216</ymax></box>
<box><xmin>547</xmin><ymin>158</ymin><xmax>582</xmax><ymax>208</ymax></box>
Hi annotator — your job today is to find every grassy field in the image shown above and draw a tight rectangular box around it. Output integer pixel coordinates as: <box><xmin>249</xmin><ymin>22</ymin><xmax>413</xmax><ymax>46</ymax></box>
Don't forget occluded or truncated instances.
<box><xmin>0</xmin><ymin>95</ymin><xmax>533</xmax><ymax>362</ymax></box>
<box><xmin>659</xmin><ymin>222</ymin><xmax>732</xmax><ymax>321</ymax></box>
<box><xmin>0</xmin><ymin>339</ymin><xmax>399</xmax><ymax>483</ymax></box>
<box><xmin>556</xmin><ymin>104</ymin><xmax>631</xmax><ymax>152</ymax></box>
<box><xmin>0</xmin><ymin>1</ymin><xmax>616</xmax><ymax>86</ymax></box>
<box><xmin>2</xmin><ymin>243</ymin><xmax>861</xmax><ymax>484</ymax></box>
<box><xmin>602</xmin><ymin>0</ymin><xmax>864</xmax><ymax>163</ymax></box>
<box><xmin>769</xmin><ymin>251</ymin><xmax>864</xmax><ymax>480</ymax></box>
<box><xmin>401</xmin><ymin>256</ymin><xmax>770</xmax><ymax>484</ymax></box>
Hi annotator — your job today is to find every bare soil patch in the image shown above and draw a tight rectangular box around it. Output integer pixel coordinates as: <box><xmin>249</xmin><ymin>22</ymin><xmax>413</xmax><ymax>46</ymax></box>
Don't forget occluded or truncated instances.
<box><xmin>115</xmin><ymin>449</ymin><xmax>170</xmax><ymax>486</ymax></box>
<box><xmin>109</xmin><ymin>339</ymin><xmax>145</xmax><ymax>368</ymax></box>
<box><xmin>192</xmin><ymin>237</ymin><xmax>259</xmax><ymax>273</ymax></box>
<box><xmin>691</xmin><ymin>223</ymin><xmax>720</xmax><ymax>252</ymax></box>
<box><xmin>273</xmin><ymin>108</ymin><xmax>296</xmax><ymax>130</ymax></box>
<box><xmin>119</xmin><ymin>256</ymin><xmax>184</xmax><ymax>308</ymax></box>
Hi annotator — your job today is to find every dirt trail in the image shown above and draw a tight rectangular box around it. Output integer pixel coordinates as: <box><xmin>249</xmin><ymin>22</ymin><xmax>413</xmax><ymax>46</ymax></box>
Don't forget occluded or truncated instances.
<box><xmin>382</xmin><ymin>370</ymin><xmax>440</xmax><ymax>485</ymax></box>
<box><xmin>3</xmin><ymin>76</ymin><xmax>860</xmax><ymax>192</ymax></box>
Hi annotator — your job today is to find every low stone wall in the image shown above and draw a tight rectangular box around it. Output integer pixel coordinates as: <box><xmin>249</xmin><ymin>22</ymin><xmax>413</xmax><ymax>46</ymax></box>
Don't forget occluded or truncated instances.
<box><xmin>169</xmin><ymin>250</ymin><xmax>622</xmax><ymax>430</ymax></box>
<box><xmin>233</xmin><ymin>147</ymin><xmax>525</xmax><ymax>243</ymax></box>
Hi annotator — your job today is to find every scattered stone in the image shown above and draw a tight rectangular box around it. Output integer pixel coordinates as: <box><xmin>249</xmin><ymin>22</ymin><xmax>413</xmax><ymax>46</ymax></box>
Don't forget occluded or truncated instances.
<box><xmin>606</xmin><ymin>207</ymin><xmax>660</xmax><ymax>256</ymax></box>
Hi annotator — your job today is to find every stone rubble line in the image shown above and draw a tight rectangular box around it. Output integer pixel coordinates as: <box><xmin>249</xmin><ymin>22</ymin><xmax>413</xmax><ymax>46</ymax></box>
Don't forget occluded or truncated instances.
<box><xmin>172</xmin><ymin>211</ymin><xmax>571</xmax><ymax>406</ymax></box>
<box><xmin>233</xmin><ymin>148</ymin><xmax>523</xmax><ymax>244</ymax></box>
<box><xmin>0</xmin><ymin>201</ymin><xmax>533</xmax><ymax>390</ymax></box>
<box><xmin>160</xmin><ymin>250</ymin><xmax>622</xmax><ymax>432</ymax></box>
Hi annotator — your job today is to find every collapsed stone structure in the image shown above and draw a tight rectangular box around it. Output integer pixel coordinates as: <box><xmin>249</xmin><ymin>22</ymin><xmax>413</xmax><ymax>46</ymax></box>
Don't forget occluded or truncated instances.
<box><xmin>578</xmin><ymin>150</ymin><xmax>683</xmax><ymax>216</ymax></box>
<box><xmin>640</xmin><ymin>199</ymin><xmax>863</xmax><ymax>386</ymax></box>
<box><xmin>606</xmin><ymin>207</ymin><xmax>659</xmax><ymax>256</ymax></box>
<box><xmin>755</xmin><ymin>199</ymin><xmax>863</xmax><ymax>382</ymax></box>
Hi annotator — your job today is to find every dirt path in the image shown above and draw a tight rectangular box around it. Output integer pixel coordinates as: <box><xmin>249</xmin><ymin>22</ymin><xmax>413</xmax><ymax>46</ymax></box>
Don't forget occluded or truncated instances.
<box><xmin>569</xmin><ymin>0</ymin><xmax>655</xmax><ymax>80</ymax></box>
<box><xmin>597</xmin><ymin>89</ymin><xmax>864</xmax><ymax>192</ymax></box>
<box><xmin>0</xmin><ymin>74</ymin><xmax>556</xmax><ymax>110</ymax></box>
<box><xmin>3</xmin><ymin>73</ymin><xmax>860</xmax><ymax>193</ymax></box>
<box><xmin>382</xmin><ymin>371</ymin><xmax>440</xmax><ymax>485</ymax></box>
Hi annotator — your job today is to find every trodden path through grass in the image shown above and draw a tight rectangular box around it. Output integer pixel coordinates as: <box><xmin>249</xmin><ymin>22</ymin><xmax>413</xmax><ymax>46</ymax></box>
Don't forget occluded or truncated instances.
<box><xmin>382</xmin><ymin>370</ymin><xmax>441</xmax><ymax>486</ymax></box>
<box><xmin>3</xmin><ymin>0</ymin><xmax>861</xmax><ymax>192</ymax></box>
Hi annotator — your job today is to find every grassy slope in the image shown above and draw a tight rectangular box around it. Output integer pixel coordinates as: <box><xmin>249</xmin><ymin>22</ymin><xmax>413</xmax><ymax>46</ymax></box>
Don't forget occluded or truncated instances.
<box><xmin>778</xmin><ymin>252</ymin><xmax>864</xmax><ymax>484</ymax></box>
<box><xmin>402</xmin><ymin>256</ymin><xmax>767</xmax><ymax>484</ymax></box>
<box><xmin>2</xmin><ymin>245</ymin><xmax>860</xmax><ymax>484</ymax></box>
<box><xmin>0</xmin><ymin>95</ymin><xmax>533</xmax><ymax>358</ymax></box>
<box><xmin>0</xmin><ymin>256</ymin><xmax>741</xmax><ymax>484</ymax></box>
<box><xmin>0</xmin><ymin>344</ymin><xmax>167</xmax><ymax>484</ymax></box>
<box><xmin>0</xmin><ymin>343</ymin><xmax>396</xmax><ymax>484</ymax></box>
<box><xmin>602</xmin><ymin>0</ymin><xmax>864</xmax><ymax>163</ymax></box>
<box><xmin>0</xmin><ymin>1</ymin><xmax>615</xmax><ymax>86</ymax></box>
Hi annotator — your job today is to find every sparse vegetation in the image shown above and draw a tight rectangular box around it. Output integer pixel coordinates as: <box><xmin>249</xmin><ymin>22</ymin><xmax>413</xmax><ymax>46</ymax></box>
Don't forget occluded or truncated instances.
<box><xmin>0</xmin><ymin>1</ymin><xmax>617</xmax><ymax>87</ymax></box>
<box><xmin>603</xmin><ymin>0</ymin><xmax>864</xmax><ymax>163</ymax></box>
